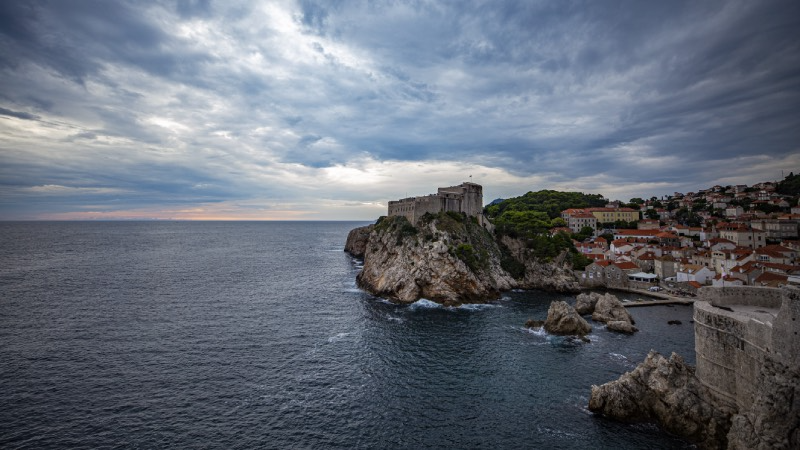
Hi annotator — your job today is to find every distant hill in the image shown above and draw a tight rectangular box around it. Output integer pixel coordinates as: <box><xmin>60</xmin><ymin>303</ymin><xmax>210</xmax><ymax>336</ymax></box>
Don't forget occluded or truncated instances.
<box><xmin>483</xmin><ymin>189</ymin><xmax>607</xmax><ymax>239</ymax></box>
<box><xmin>487</xmin><ymin>198</ymin><xmax>505</xmax><ymax>206</ymax></box>
<box><xmin>485</xmin><ymin>190</ymin><xmax>608</xmax><ymax>220</ymax></box>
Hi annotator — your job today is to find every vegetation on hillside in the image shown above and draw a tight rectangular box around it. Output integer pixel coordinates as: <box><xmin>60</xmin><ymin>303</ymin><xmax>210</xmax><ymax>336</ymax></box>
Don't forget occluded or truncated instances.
<box><xmin>777</xmin><ymin>172</ymin><xmax>800</xmax><ymax>197</ymax></box>
<box><xmin>485</xmin><ymin>190</ymin><xmax>607</xmax><ymax>223</ymax></box>
<box><xmin>483</xmin><ymin>189</ymin><xmax>602</xmax><ymax>271</ymax></box>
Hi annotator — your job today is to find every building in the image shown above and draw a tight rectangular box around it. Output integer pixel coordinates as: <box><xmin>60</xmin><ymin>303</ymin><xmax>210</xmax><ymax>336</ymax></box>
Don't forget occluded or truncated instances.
<box><xmin>388</xmin><ymin>182</ymin><xmax>485</xmax><ymax>225</ymax></box>
<box><xmin>717</xmin><ymin>223</ymin><xmax>766</xmax><ymax>249</ymax></box>
<box><xmin>654</xmin><ymin>255</ymin><xmax>678</xmax><ymax>280</ymax></box>
<box><xmin>676</xmin><ymin>264</ymin><xmax>714</xmax><ymax>285</ymax></box>
<box><xmin>566</xmin><ymin>213</ymin><xmax>597</xmax><ymax>235</ymax></box>
<box><xmin>750</xmin><ymin>219</ymin><xmax>798</xmax><ymax>239</ymax></box>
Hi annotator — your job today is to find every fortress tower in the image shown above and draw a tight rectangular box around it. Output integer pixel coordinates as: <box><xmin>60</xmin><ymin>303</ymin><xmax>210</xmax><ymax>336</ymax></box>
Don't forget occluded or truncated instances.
<box><xmin>387</xmin><ymin>182</ymin><xmax>486</xmax><ymax>226</ymax></box>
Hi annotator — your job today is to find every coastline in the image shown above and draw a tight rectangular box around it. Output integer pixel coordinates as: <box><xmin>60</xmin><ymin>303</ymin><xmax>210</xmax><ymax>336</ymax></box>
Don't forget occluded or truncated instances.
<box><xmin>582</xmin><ymin>286</ymin><xmax>696</xmax><ymax>307</ymax></box>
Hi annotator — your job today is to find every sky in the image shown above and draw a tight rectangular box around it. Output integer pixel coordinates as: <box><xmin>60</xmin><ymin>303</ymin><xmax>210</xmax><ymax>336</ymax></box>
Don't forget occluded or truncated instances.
<box><xmin>0</xmin><ymin>0</ymin><xmax>798</xmax><ymax>220</ymax></box>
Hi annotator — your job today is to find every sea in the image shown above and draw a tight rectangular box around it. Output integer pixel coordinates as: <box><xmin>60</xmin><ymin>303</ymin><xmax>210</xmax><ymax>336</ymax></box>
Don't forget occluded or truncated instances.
<box><xmin>0</xmin><ymin>221</ymin><xmax>697</xmax><ymax>449</ymax></box>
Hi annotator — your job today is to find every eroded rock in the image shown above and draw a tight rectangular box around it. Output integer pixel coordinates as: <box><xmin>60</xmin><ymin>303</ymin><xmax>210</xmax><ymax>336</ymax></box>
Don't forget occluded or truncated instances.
<box><xmin>592</xmin><ymin>295</ymin><xmax>635</xmax><ymax>324</ymax></box>
<box><xmin>344</xmin><ymin>224</ymin><xmax>374</xmax><ymax>258</ymax></box>
<box><xmin>589</xmin><ymin>351</ymin><xmax>734</xmax><ymax>449</ymax></box>
<box><xmin>543</xmin><ymin>301</ymin><xmax>592</xmax><ymax>336</ymax></box>
<box><xmin>606</xmin><ymin>320</ymin><xmax>638</xmax><ymax>334</ymax></box>
<box><xmin>575</xmin><ymin>291</ymin><xmax>601</xmax><ymax>315</ymax></box>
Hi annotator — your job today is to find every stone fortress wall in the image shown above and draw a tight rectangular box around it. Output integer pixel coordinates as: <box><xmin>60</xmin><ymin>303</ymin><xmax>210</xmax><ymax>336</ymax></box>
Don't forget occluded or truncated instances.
<box><xmin>388</xmin><ymin>182</ymin><xmax>487</xmax><ymax>226</ymax></box>
<box><xmin>694</xmin><ymin>286</ymin><xmax>799</xmax><ymax>411</ymax></box>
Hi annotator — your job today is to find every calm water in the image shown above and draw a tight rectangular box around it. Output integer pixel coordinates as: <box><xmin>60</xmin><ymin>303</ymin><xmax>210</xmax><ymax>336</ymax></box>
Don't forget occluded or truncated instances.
<box><xmin>0</xmin><ymin>221</ymin><xmax>696</xmax><ymax>449</ymax></box>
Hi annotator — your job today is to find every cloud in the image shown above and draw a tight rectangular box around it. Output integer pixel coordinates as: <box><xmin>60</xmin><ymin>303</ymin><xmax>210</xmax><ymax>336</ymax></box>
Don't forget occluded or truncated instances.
<box><xmin>0</xmin><ymin>0</ymin><xmax>797</xmax><ymax>220</ymax></box>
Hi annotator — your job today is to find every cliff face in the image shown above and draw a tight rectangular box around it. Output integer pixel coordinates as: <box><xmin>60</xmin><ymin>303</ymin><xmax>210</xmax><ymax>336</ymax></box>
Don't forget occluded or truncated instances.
<box><xmin>590</xmin><ymin>287</ymin><xmax>800</xmax><ymax>449</ymax></box>
<box><xmin>589</xmin><ymin>351</ymin><xmax>734</xmax><ymax>449</ymax></box>
<box><xmin>344</xmin><ymin>224</ymin><xmax>373</xmax><ymax>258</ymax></box>
<box><xmin>347</xmin><ymin>213</ymin><xmax>580</xmax><ymax>305</ymax></box>
<box><xmin>353</xmin><ymin>214</ymin><xmax>515</xmax><ymax>304</ymax></box>
<box><xmin>499</xmin><ymin>235</ymin><xmax>581</xmax><ymax>293</ymax></box>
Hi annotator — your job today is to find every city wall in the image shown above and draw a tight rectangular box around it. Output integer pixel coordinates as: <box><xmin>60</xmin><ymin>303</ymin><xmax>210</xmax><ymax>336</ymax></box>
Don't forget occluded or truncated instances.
<box><xmin>693</xmin><ymin>286</ymin><xmax>799</xmax><ymax>411</ymax></box>
<box><xmin>387</xmin><ymin>182</ymin><xmax>487</xmax><ymax>226</ymax></box>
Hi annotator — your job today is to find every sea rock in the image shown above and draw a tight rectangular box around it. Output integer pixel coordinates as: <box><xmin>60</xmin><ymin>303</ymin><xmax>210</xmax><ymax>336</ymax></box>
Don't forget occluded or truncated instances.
<box><xmin>525</xmin><ymin>319</ymin><xmax>545</xmax><ymax>329</ymax></box>
<box><xmin>606</xmin><ymin>320</ymin><xmax>638</xmax><ymax>334</ymax></box>
<box><xmin>592</xmin><ymin>294</ymin><xmax>636</xmax><ymax>327</ymax></box>
<box><xmin>589</xmin><ymin>351</ymin><xmax>734</xmax><ymax>449</ymax></box>
<box><xmin>344</xmin><ymin>224</ymin><xmax>374</xmax><ymax>258</ymax></box>
<box><xmin>355</xmin><ymin>214</ymin><xmax>515</xmax><ymax>304</ymax></box>
<box><xmin>575</xmin><ymin>291</ymin><xmax>602</xmax><ymax>315</ymax></box>
<box><xmin>543</xmin><ymin>301</ymin><xmax>592</xmax><ymax>336</ymax></box>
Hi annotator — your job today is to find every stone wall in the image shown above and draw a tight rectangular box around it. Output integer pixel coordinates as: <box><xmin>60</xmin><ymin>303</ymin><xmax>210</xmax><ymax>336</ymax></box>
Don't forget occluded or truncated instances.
<box><xmin>388</xmin><ymin>182</ymin><xmax>486</xmax><ymax>226</ymax></box>
<box><xmin>694</xmin><ymin>286</ymin><xmax>799</xmax><ymax>412</ymax></box>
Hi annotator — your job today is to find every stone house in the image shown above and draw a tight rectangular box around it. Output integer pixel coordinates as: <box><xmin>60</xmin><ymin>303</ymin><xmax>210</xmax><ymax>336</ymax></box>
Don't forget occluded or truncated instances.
<box><xmin>655</xmin><ymin>255</ymin><xmax>678</xmax><ymax>280</ymax></box>
<box><xmin>712</xmin><ymin>274</ymin><xmax>744</xmax><ymax>287</ymax></box>
<box><xmin>750</xmin><ymin>219</ymin><xmax>798</xmax><ymax>240</ymax></box>
<box><xmin>717</xmin><ymin>223</ymin><xmax>766</xmax><ymax>249</ymax></box>
<box><xmin>677</xmin><ymin>264</ymin><xmax>714</xmax><ymax>285</ymax></box>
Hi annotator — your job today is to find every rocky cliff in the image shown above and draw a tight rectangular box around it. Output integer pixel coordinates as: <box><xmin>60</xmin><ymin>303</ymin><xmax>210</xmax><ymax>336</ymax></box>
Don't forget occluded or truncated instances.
<box><xmin>344</xmin><ymin>224</ymin><xmax>373</xmax><ymax>258</ymax></box>
<box><xmin>345</xmin><ymin>213</ymin><xmax>580</xmax><ymax>305</ymax></box>
<box><xmin>589</xmin><ymin>351</ymin><xmax>734</xmax><ymax>449</ymax></box>
<box><xmin>589</xmin><ymin>287</ymin><xmax>800</xmax><ymax>449</ymax></box>
<box><xmin>499</xmin><ymin>235</ymin><xmax>581</xmax><ymax>293</ymax></box>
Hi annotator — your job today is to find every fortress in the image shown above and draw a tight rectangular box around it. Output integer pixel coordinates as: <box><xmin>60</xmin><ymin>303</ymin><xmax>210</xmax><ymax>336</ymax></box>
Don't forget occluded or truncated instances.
<box><xmin>388</xmin><ymin>182</ymin><xmax>487</xmax><ymax>226</ymax></box>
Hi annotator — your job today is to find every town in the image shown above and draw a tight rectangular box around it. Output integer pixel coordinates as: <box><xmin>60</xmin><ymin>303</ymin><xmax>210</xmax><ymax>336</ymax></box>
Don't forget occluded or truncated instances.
<box><xmin>559</xmin><ymin>177</ymin><xmax>799</xmax><ymax>294</ymax></box>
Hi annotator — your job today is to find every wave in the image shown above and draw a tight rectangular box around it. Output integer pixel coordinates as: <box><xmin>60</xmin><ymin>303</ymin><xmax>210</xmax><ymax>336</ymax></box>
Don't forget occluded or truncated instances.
<box><xmin>407</xmin><ymin>299</ymin><xmax>502</xmax><ymax>311</ymax></box>
<box><xmin>408</xmin><ymin>298</ymin><xmax>442</xmax><ymax>310</ymax></box>
<box><xmin>327</xmin><ymin>332</ymin><xmax>351</xmax><ymax>343</ymax></box>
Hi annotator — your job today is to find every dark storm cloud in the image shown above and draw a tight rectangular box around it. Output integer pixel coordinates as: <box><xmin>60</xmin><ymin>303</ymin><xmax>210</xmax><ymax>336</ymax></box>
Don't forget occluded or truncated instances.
<box><xmin>0</xmin><ymin>107</ymin><xmax>39</xmax><ymax>120</ymax></box>
<box><xmin>0</xmin><ymin>0</ymin><xmax>797</xmax><ymax>219</ymax></box>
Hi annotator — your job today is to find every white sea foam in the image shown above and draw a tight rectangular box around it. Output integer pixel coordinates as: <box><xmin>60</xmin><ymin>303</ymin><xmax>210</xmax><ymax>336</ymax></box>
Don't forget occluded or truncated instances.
<box><xmin>408</xmin><ymin>298</ymin><xmax>442</xmax><ymax>310</ymax></box>
<box><xmin>609</xmin><ymin>352</ymin><xmax>627</xmax><ymax>361</ymax></box>
<box><xmin>457</xmin><ymin>303</ymin><xmax>501</xmax><ymax>311</ymax></box>
<box><xmin>327</xmin><ymin>332</ymin><xmax>351</xmax><ymax>343</ymax></box>
<box><xmin>524</xmin><ymin>326</ymin><xmax>548</xmax><ymax>337</ymax></box>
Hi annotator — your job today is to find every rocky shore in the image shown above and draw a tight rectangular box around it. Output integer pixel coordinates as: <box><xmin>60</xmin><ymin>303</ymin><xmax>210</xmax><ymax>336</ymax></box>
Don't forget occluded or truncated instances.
<box><xmin>345</xmin><ymin>213</ymin><xmax>580</xmax><ymax>305</ymax></box>
<box><xmin>590</xmin><ymin>287</ymin><xmax>800</xmax><ymax>449</ymax></box>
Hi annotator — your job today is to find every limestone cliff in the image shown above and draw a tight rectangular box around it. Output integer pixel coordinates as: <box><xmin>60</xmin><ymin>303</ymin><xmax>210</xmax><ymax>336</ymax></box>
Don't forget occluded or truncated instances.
<box><xmin>344</xmin><ymin>224</ymin><xmax>373</xmax><ymax>258</ymax></box>
<box><xmin>589</xmin><ymin>351</ymin><xmax>734</xmax><ymax>449</ymax></box>
<box><xmin>354</xmin><ymin>213</ymin><xmax>515</xmax><ymax>305</ymax></box>
<box><xmin>347</xmin><ymin>212</ymin><xmax>580</xmax><ymax>305</ymax></box>
<box><xmin>590</xmin><ymin>287</ymin><xmax>800</xmax><ymax>449</ymax></box>
<box><xmin>499</xmin><ymin>235</ymin><xmax>581</xmax><ymax>293</ymax></box>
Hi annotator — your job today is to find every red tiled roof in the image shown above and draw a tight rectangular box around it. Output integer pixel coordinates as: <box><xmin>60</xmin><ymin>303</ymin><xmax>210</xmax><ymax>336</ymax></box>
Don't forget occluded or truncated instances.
<box><xmin>614</xmin><ymin>261</ymin><xmax>640</xmax><ymax>270</ymax></box>
<box><xmin>754</xmin><ymin>272</ymin><xmax>788</xmax><ymax>284</ymax></box>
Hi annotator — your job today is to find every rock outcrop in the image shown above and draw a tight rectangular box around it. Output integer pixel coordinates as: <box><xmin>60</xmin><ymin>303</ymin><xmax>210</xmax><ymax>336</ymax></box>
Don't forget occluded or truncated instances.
<box><xmin>344</xmin><ymin>224</ymin><xmax>373</xmax><ymax>258</ymax></box>
<box><xmin>574</xmin><ymin>292</ymin><xmax>638</xmax><ymax>334</ymax></box>
<box><xmin>543</xmin><ymin>301</ymin><xmax>592</xmax><ymax>336</ymax></box>
<box><xmin>591</xmin><ymin>294</ymin><xmax>637</xmax><ymax>333</ymax></box>
<box><xmin>591</xmin><ymin>294</ymin><xmax>635</xmax><ymax>324</ymax></box>
<box><xmin>500</xmin><ymin>235</ymin><xmax>581</xmax><ymax>293</ymax></box>
<box><xmin>589</xmin><ymin>351</ymin><xmax>734</xmax><ymax>449</ymax></box>
<box><xmin>606</xmin><ymin>320</ymin><xmax>638</xmax><ymax>334</ymax></box>
<box><xmin>574</xmin><ymin>291</ymin><xmax>602</xmax><ymax>315</ymax></box>
<box><xmin>349</xmin><ymin>212</ymin><xmax>581</xmax><ymax>305</ymax></box>
<box><xmin>355</xmin><ymin>213</ymin><xmax>515</xmax><ymax>305</ymax></box>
